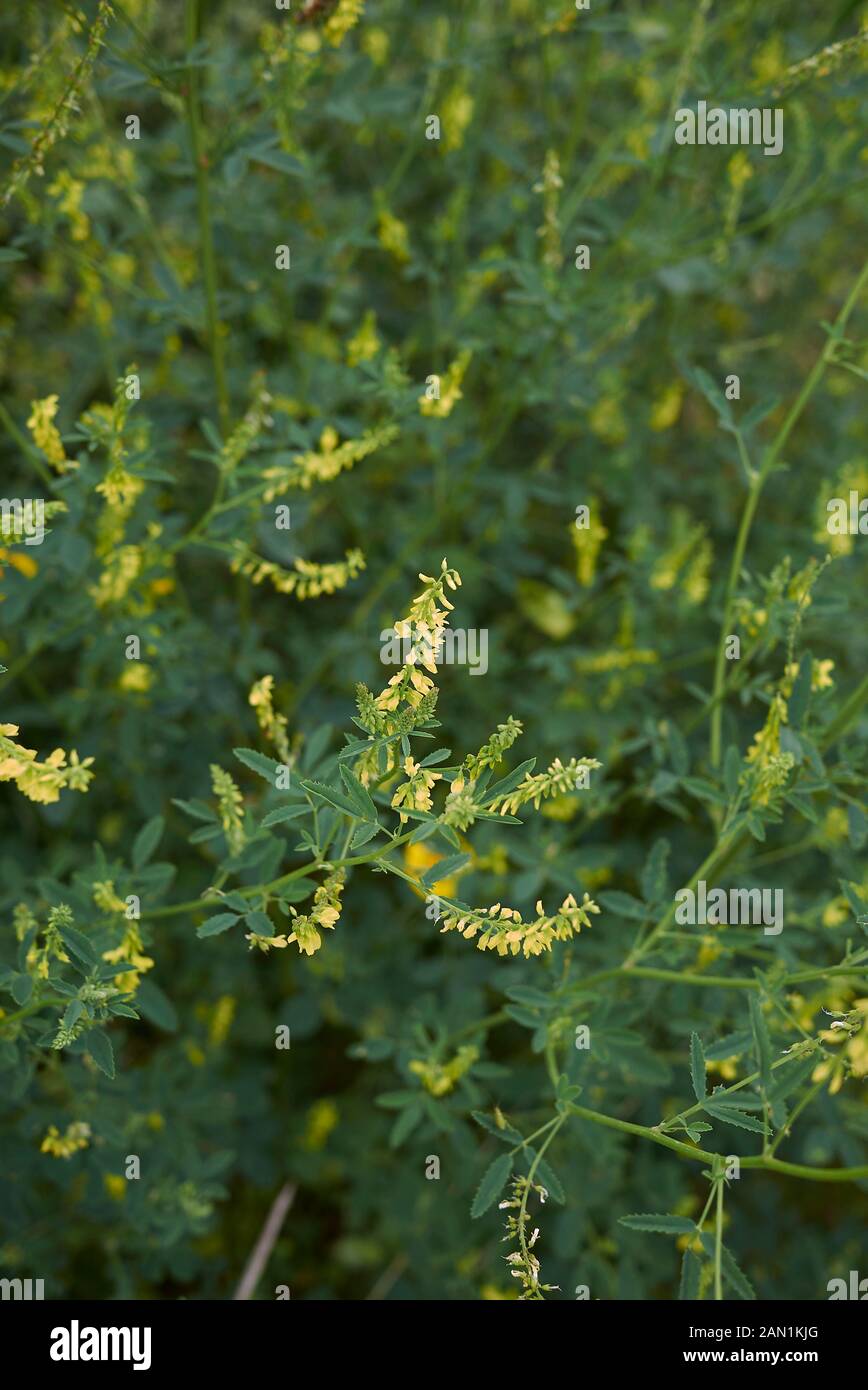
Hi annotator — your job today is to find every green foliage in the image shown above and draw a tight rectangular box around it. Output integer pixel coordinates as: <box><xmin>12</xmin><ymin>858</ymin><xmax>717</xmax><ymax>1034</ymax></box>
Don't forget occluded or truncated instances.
<box><xmin>1</xmin><ymin>0</ymin><xmax>867</xmax><ymax>1301</ymax></box>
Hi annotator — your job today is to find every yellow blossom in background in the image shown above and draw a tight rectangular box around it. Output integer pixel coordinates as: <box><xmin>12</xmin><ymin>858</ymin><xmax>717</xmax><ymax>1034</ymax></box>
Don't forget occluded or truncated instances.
<box><xmin>377</xmin><ymin>208</ymin><xmax>410</xmax><ymax>263</ymax></box>
<box><xmin>361</xmin><ymin>25</ymin><xmax>389</xmax><ymax>64</ymax></box>
<box><xmin>208</xmin><ymin>995</ymin><xmax>236</xmax><ymax>1047</ymax></box>
<box><xmin>27</xmin><ymin>395</ymin><xmax>76</xmax><ymax>473</ymax></box>
<box><xmin>302</xmin><ymin>1098</ymin><xmax>339</xmax><ymax>1149</ymax></box>
<box><xmin>572</xmin><ymin>503</ymin><xmax>609</xmax><ymax>587</ymax></box>
<box><xmin>41</xmin><ymin>1121</ymin><xmax>91</xmax><ymax>1159</ymax></box>
<box><xmin>649</xmin><ymin>381</ymin><xmax>684</xmax><ymax>431</ymax></box>
<box><xmin>346</xmin><ymin>309</ymin><xmax>380</xmax><ymax>365</ymax></box>
<box><xmin>104</xmin><ymin>1174</ymin><xmax>127</xmax><ymax>1201</ymax></box>
<box><xmin>118</xmin><ymin>664</ymin><xmax>153</xmax><ymax>693</ymax></box>
<box><xmin>249</xmin><ymin>675</ymin><xmax>291</xmax><ymax>762</ymax></box>
<box><xmin>441</xmin><ymin>87</ymin><xmax>474</xmax><ymax>150</ymax></box>
<box><xmin>231</xmin><ymin>544</ymin><xmax>366</xmax><ymax>600</ymax></box>
<box><xmin>102</xmin><ymin>921</ymin><xmax>155</xmax><ymax>994</ymax></box>
<box><xmin>48</xmin><ymin>170</ymin><xmax>89</xmax><ymax>240</ymax></box>
<box><xmin>403</xmin><ymin>840</ymin><xmax>460</xmax><ymax>896</ymax></box>
<box><xmin>324</xmin><ymin>0</ymin><xmax>364</xmax><ymax>47</ymax></box>
<box><xmin>410</xmin><ymin>1045</ymin><xmax>479</xmax><ymax>1096</ymax></box>
<box><xmin>90</xmin><ymin>545</ymin><xmax>143</xmax><ymax>608</ymax></box>
<box><xmin>419</xmin><ymin>351</ymin><xmax>471</xmax><ymax>418</ymax></box>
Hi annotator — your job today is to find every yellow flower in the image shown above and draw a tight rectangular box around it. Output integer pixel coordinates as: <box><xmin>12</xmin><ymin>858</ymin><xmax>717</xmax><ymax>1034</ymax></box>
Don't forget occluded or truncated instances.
<box><xmin>118</xmin><ymin>664</ymin><xmax>153</xmax><ymax>693</ymax></box>
<box><xmin>324</xmin><ymin>0</ymin><xmax>364</xmax><ymax>47</ymax></box>
<box><xmin>346</xmin><ymin>309</ymin><xmax>380</xmax><ymax>365</ymax></box>
<box><xmin>302</xmin><ymin>1099</ymin><xmax>339</xmax><ymax>1149</ymax></box>
<box><xmin>104</xmin><ymin>1174</ymin><xmax>127</xmax><ymax>1201</ymax></box>
<box><xmin>410</xmin><ymin>1045</ymin><xmax>479</xmax><ymax>1096</ymax></box>
<box><xmin>649</xmin><ymin>382</ymin><xmax>684</xmax><ymax>431</ymax></box>
<box><xmin>419</xmin><ymin>351</ymin><xmax>471</xmax><ymax>418</ymax></box>
<box><xmin>0</xmin><ymin>725</ymin><xmax>94</xmax><ymax>804</ymax></box>
<box><xmin>27</xmin><ymin>395</ymin><xmax>76</xmax><ymax>473</ymax></box>
<box><xmin>41</xmin><ymin>1121</ymin><xmax>91</xmax><ymax>1159</ymax></box>
<box><xmin>249</xmin><ymin>675</ymin><xmax>290</xmax><ymax>762</ymax></box>
<box><xmin>377</xmin><ymin>209</ymin><xmax>410</xmax><ymax>263</ymax></box>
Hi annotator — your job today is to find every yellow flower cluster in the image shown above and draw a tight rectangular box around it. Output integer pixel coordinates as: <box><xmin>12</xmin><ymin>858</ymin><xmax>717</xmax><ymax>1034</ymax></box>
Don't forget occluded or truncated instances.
<box><xmin>391</xmin><ymin>754</ymin><xmax>442</xmax><ymax>824</ymax></box>
<box><xmin>377</xmin><ymin>208</ymin><xmax>410</xmax><ymax>263</ymax></box>
<box><xmin>533</xmin><ymin>149</ymin><xmax>564</xmax><ymax>269</ymax></box>
<box><xmin>324</xmin><ymin>0</ymin><xmax>364</xmax><ymax>47</ymax></box>
<box><xmin>419</xmin><ymin>351</ymin><xmax>471</xmax><ymax>418</ymax></box>
<box><xmin>211</xmin><ymin>764</ymin><xmax>246</xmax><ymax>854</ymax></box>
<box><xmin>439</xmin><ymin>892</ymin><xmax>600</xmax><ymax>958</ymax></box>
<box><xmin>246</xmin><ymin>871</ymin><xmax>346</xmax><ymax>957</ymax></box>
<box><xmin>41</xmin><ymin>1121</ymin><xmax>91</xmax><ymax>1159</ymax></box>
<box><xmin>375</xmin><ymin>560</ymin><xmax>462</xmax><ymax>721</ymax></box>
<box><xmin>488</xmin><ymin>756</ymin><xmax>602</xmax><ymax>817</ymax></box>
<box><xmin>262</xmin><ymin>423</ymin><xmax>398</xmax><ymax>499</ymax></box>
<box><xmin>409</xmin><ymin>1044</ymin><xmax>479</xmax><ymax>1096</ymax></box>
<box><xmin>572</xmin><ymin>504</ymin><xmax>610</xmax><ymax>587</ymax></box>
<box><xmin>742</xmin><ymin>691</ymin><xmax>795</xmax><ymax>805</ymax></box>
<box><xmin>346</xmin><ymin>309</ymin><xmax>380</xmax><ymax>365</ymax></box>
<box><xmin>26</xmin><ymin>395</ymin><xmax>76</xmax><ymax>473</ymax></box>
<box><xmin>249</xmin><ymin>675</ymin><xmax>290</xmax><ymax>762</ymax></box>
<box><xmin>0</xmin><ymin>724</ymin><xmax>94</xmax><ymax>804</ymax></box>
<box><xmin>103</xmin><ymin>922</ymin><xmax>154</xmax><ymax>995</ymax></box>
<box><xmin>89</xmin><ymin>544</ymin><xmax>142</xmax><ymax>608</ymax></box>
<box><xmin>231</xmin><ymin>544</ymin><xmax>365</xmax><ymax>600</ymax></box>
<box><xmin>219</xmin><ymin>380</ymin><xmax>273</xmax><ymax>473</ymax></box>
<box><xmin>22</xmin><ymin>903</ymin><xmax>72</xmax><ymax>980</ymax></box>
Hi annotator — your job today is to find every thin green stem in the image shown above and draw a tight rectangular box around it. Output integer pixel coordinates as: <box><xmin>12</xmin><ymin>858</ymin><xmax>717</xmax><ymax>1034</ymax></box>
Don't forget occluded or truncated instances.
<box><xmin>714</xmin><ymin>1178</ymin><xmax>724</xmax><ymax>1300</ymax></box>
<box><xmin>184</xmin><ymin>0</ymin><xmax>229</xmax><ymax>434</ymax></box>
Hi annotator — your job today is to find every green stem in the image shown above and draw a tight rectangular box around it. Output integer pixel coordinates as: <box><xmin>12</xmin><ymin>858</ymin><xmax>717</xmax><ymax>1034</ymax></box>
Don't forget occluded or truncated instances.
<box><xmin>709</xmin><ymin>254</ymin><xmax>868</xmax><ymax>767</ymax></box>
<box><xmin>184</xmin><ymin>0</ymin><xmax>229</xmax><ymax>434</ymax></box>
<box><xmin>714</xmin><ymin>1178</ymin><xmax>724</xmax><ymax>1300</ymax></box>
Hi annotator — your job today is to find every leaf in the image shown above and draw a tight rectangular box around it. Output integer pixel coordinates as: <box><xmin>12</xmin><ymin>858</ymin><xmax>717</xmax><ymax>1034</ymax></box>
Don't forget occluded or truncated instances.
<box><xmin>640</xmin><ymin>838</ymin><xmax>670</xmax><ymax>906</ymax></box>
<box><xmin>470</xmin><ymin>1110</ymin><xmax>524</xmax><ymax>1145</ymax></box>
<box><xmin>10</xmin><ymin>973</ymin><xmax>33</xmax><ymax>1006</ymax></box>
<box><xmin>702</xmin><ymin>1101</ymin><xmax>768</xmax><ymax>1134</ymax></box>
<box><xmin>848</xmin><ymin>802</ymin><xmax>868</xmax><ymax>851</ymax></box>
<box><xmin>389</xmin><ymin>1102</ymin><xmax>423</xmax><ymax>1148</ymax></box>
<box><xmin>420</xmin><ymin>852</ymin><xmax>470</xmax><ymax>887</ymax></box>
<box><xmin>788</xmin><ymin>654</ymin><xmax>813</xmax><ymax>728</ymax></box>
<box><xmin>233</xmin><ymin>747</ymin><xmax>284</xmax><ymax>782</ymax></box>
<box><xmin>299</xmin><ymin>778</ymin><xmax>359</xmax><ymax>817</ymax></box>
<box><xmin>135</xmin><ymin>979</ymin><xmax>178</xmax><ymax>1032</ymax></box>
<box><xmin>699</xmin><ymin>1235</ymin><xmax>756</xmax><ymax>1299</ymax></box>
<box><xmin>748</xmin><ymin>994</ymin><xmax>772</xmax><ymax>1091</ymax></box>
<box><xmin>534</xmin><ymin>1156</ymin><xmax>566</xmax><ymax>1205</ymax></box>
<box><xmin>484</xmin><ymin>758</ymin><xmax>536</xmax><ymax>806</ymax></box>
<box><xmin>350</xmin><ymin>822</ymin><xmax>380</xmax><ymax>849</ymax></box>
<box><xmin>132</xmin><ymin>815</ymin><xmax>165</xmax><ymax>870</ymax></box>
<box><xmin>196</xmin><ymin>912</ymin><xmax>240</xmax><ymax>938</ymax></box>
<box><xmin>86</xmin><ymin>1030</ymin><xmax>115</xmax><ymax>1079</ymax></box>
<box><xmin>679</xmin><ymin>1248</ymin><xmax>702</xmax><ymax>1300</ymax></box>
<box><xmin>690</xmin><ymin>1032</ymin><xmax>706</xmax><ymax>1101</ymax></box>
<box><xmin>723</xmin><ymin>745</ymin><xmax>742</xmax><ymax>800</ymax></box>
<box><xmin>59</xmin><ymin>926</ymin><xmax>100</xmax><ymax>968</ymax></box>
<box><xmin>596</xmin><ymin>890</ymin><xmax>649</xmax><ymax>920</ymax></box>
<box><xmin>619</xmin><ymin>1214</ymin><xmax>697</xmax><ymax>1235</ymax></box>
<box><xmin>470</xmin><ymin>1153</ymin><xmax>513</xmax><ymax>1218</ymax></box>
<box><xmin>339</xmin><ymin>764</ymin><xmax>379</xmax><ymax>822</ymax></box>
<box><xmin>260</xmin><ymin>805</ymin><xmax>309</xmax><ymax>827</ymax></box>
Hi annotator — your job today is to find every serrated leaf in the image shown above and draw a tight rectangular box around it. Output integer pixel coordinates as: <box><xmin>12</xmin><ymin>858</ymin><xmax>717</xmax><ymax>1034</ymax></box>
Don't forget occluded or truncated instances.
<box><xmin>702</xmin><ymin>1101</ymin><xmax>768</xmax><ymax>1134</ymax></box>
<box><xmin>699</xmin><ymin>1234</ymin><xmax>756</xmax><ymax>1299</ymax></box>
<box><xmin>59</xmin><ymin>926</ymin><xmax>100</xmax><ymax>968</ymax></box>
<box><xmin>233</xmin><ymin>747</ymin><xmax>284</xmax><ymax>782</ymax></box>
<box><xmin>470</xmin><ymin>1110</ymin><xmax>524</xmax><ymax>1145</ymax></box>
<box><xmin>196</xmin><ymin>912</ymin><xmax>240</xmax><ymax>938</ymax></box>
<box><xmin>260</xmin><ymin>805</ymin><xmax>309</xmax><ymax>827</ymax></box>
<box><xmin>420</xmin><ymin>852</ymin><xmax>470</xmax><ymax>887</ymax></box>
<box><xmin>339</xmin><ymin>763</ymin><xmax>379</xmax><ymax>822</ymax></box>
<box><xmin>534</xmin><ymin>1156</ymin><xmax>565</xmax><ymax>1205</ymax></box>
<box><xmin>470</xmin><ymin>1153</ymin><xmax>513</xmax><ymax>1218</ymax></box>
<box><xmin>299</xmin><ymin>778</ymin><xmax>359</xmax><ymax>817</ymax></box>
